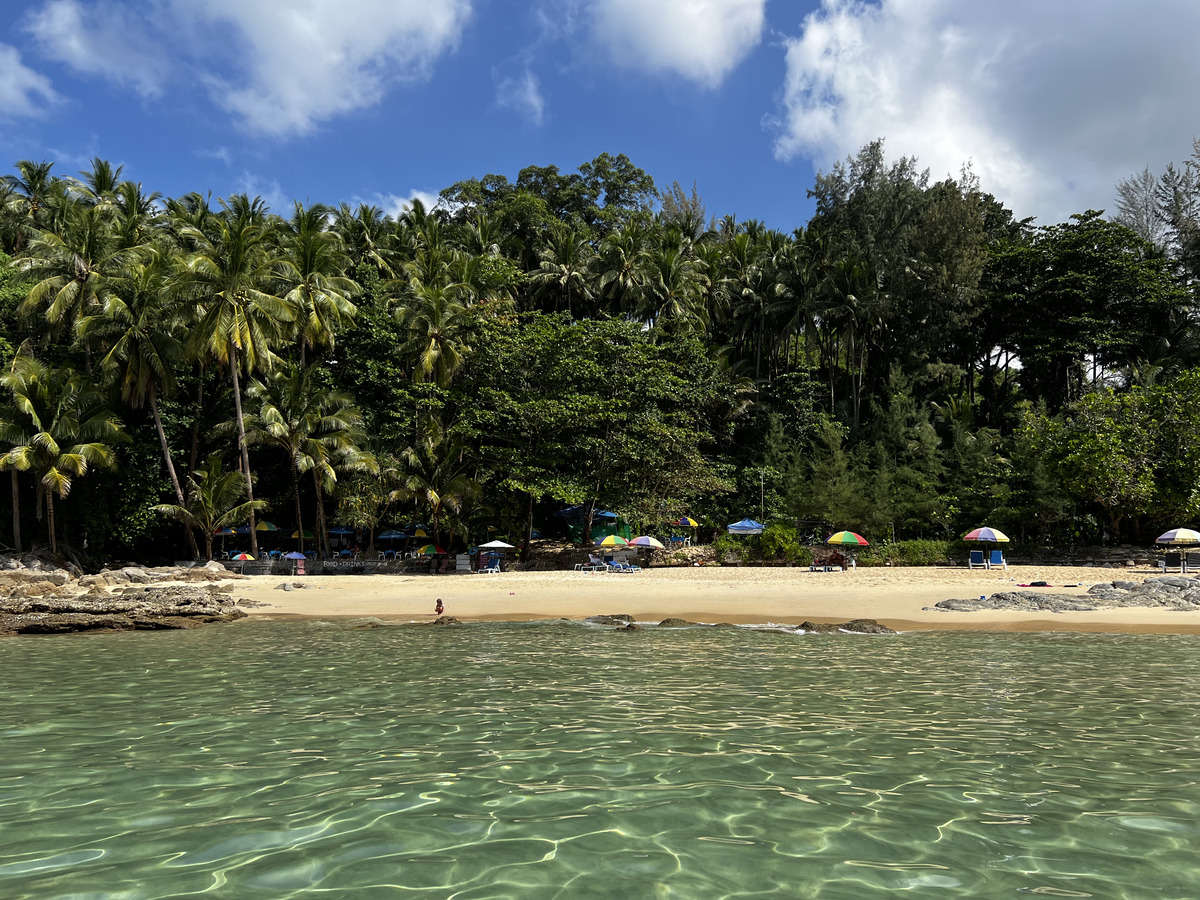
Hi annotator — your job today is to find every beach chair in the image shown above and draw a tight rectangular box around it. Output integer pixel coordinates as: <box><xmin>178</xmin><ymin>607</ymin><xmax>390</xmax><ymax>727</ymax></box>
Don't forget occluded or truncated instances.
<box><xmin>1162</xmin><ymin>551</ymin><xmax>1183</xmax><ymax>573</ymax></box>
<box><xmin>989</xmin><ymin>549</ymin><xmax>1007</xmax><ymax>570</ymax></box>
<box><xmin>1186</xmin><ymin>551</ymin><xmax>1200</xmax><ymax>573</ymax></box>
<box><xmin>968</xmin><ymin>549</ymin><xmax>987</xmax><ymax>569</ymax></box>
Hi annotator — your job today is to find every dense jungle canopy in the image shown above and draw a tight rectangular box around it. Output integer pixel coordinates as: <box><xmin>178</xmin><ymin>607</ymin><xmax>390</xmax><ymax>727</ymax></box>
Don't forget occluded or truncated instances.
<box><xmin>2</xmin><ymin>139</ymin><xmax>1200</xmax><ymax>562</ymax></box>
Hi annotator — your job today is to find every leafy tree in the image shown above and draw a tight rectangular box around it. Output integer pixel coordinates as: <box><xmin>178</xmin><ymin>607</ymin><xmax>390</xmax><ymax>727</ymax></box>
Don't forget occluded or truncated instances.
<box><xmin>0</xmin><ymin>354</ymin><xmax>125</xmax><ymax>554</ymax></box>
<box><xmin>153</xmin><ymin>452</ymin><xmax>267</xmax><ymax>560</ymax></box>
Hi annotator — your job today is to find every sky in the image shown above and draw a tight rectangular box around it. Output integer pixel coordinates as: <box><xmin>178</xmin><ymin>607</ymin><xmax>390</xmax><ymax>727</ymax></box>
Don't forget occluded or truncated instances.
<box><xmin>1</xmin><ymin>0</ymin><xmax>1198</xmax><ymax>231</ymax></box>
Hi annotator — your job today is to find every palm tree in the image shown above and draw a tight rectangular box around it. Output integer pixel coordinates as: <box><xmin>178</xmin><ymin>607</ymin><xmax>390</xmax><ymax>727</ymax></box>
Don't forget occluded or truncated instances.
<box><xmin>153</xmin><ymin>452</ymin><xmax>267</xmax><ymax>560</ymax></box>
<box><xmin>244</xmin><ymin>362</ymin><xmax>364</xmax><ymax>553</ymax></box>
<box><xmin>396</xmin><ymin>282</ymin><xmax>474</xmax><ymax>387</ymax></box>
<box><xmin>530</xmin><ymin>224</ymin><xmax>596</xmax><ymax>316</ymax></box>
<box><xmin>277</xmin><ymin>202</ymin><xmax>359</xmax><ymax>367</ymax></box>
<box><xmin>76</xmin><ymin>249</ymin><xmax>199</xmax><ymax>556</ymax></box>
<box><xmin>0</xmin><ymin>354</ymin><xmax>125</xmax><ymax>554</ymax></box>
<box><xmin>392</xmin><ymin>422</ymin><xmax>478</xmax><ymax>546</ymax></box>
<box><xmin>637</xmin><ymin>230</ymin><xmax>708</xmax><ymax>334</ymax></box>
<box><xmin>173</xmin><ymin>195</ymin><xmax>295</xmax><ymax>556</ymax></box>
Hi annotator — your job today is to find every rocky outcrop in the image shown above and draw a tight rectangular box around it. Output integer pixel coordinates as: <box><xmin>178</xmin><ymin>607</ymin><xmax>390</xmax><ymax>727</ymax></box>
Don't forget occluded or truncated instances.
<box><xmin>0</xmin><ymin>555</ymin><xmax>249</xmax><ymax>635</ymax></box>
<box><xmin>795</xmin><ymin>619</ymin><xmax>896</xmax><ymax>634</ymax></box>
<box><xmin>584</xmin><ymin>614</ymin><xmax>634</xmax><ymax>625</ymax></box>
<box><xmin>0</xmin><ymin>585</ymin><xmax>247</xmax><ymax>634</ymax></box>
<box><xmin>935</xmin><ymin>575</ymin><xmax>1200</xmax><ymax>613</ymax></box>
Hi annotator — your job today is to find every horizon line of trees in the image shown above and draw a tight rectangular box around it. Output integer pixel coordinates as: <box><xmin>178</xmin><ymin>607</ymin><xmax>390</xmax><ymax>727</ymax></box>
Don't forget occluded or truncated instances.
<box><xmin>0</xmin><ymin>139</ymin><xmax>1198</xmax><ymax>564</ymax></box>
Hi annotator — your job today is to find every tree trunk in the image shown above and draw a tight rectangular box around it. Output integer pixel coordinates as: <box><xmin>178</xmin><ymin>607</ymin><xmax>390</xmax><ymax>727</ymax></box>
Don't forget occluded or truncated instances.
<box><xmin>229</xmin><ymin>345</ymin><xmax>259</xmax><ymax>557</ymax></box>
<box><xmin>188</xmin><ymin>369</ymin><xmax>205</xmax><ymax>481</ymax></box>
<box><xmin>522</xmin><ymin>491</ymin><xmax>534</xmax><ymax>562</ymax></box>
<box><xmin>291</xmin><ymin>458</ymin><xmax>305</xmax><ymax>553</ymax></box>
<box><xmin>46</xmin><ymin>488</ymin><xmax>56</xmax><ymax>556</ymax></box>
<box><xmin>151</xmin><ymin>387</ymin><xmax>200</xmax><ymax>559</ymax></box>
<box><xmin>10</xmin><ymin>469</ymin><xmax>20</xmax><ymax>553</ymax></box>
<box><xmin>204</xmin><ymin>532</ymin><xmax>214</xmax><ymax>561</ymax></box>
<box><xmin>312</xmin><ymin>468</ymin><xmax>328</xmax><ymax>557</ymax></box>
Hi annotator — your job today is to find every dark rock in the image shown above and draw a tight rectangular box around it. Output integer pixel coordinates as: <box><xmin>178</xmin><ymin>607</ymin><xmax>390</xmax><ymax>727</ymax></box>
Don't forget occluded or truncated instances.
<box><xmin>584</xmin><ymin>614</ymin><xmax>634</xmax><ymax>625</ymax></box>
<box><xmin>657</xmin><ymin>617</ymin><xmax>697</xmax><ymax>627</ymax></box>
<box><xmin>431</xmin><ymin>615</ymin><xmax>460</xmax><ymax>625</ymax></box>
<box><xmin>0</xmin><ymin>585</ymin><xmax>248</xmax><ymax>635</ymax></box>
<box><xmin>794</xmin><ymin>619</ymin><xmax>896</xmax><ymax>634</ymax></box>
<box><xmin>274</xmin><ymin>583</ymin><xmax>295</xmax><ymax>591</ymax></box>
<box><xmin>619</xmin><ymin>623</ymin><xmax>641</xmax><ymax>631</ymax></box>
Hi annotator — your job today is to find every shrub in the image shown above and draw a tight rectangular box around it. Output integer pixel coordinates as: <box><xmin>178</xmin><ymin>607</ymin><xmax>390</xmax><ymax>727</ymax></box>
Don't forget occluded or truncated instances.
<box><xmin>858</xmin><ymin>539</ymin><xmax>954</xmax><ymax>567</ymax></box>
<box><xmin>760</xmin><ymin>523</ymin><xmax>814</xmax><ymax>566</ymax></box>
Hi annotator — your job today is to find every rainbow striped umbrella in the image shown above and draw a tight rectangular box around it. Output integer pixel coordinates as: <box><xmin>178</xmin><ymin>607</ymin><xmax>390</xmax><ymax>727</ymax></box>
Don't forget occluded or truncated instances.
<box><xmin>826</xmin><ymin>531</ymin><xmax>869</xmax><ymax>546</ymax></box>
<box><xmin>594</xmin><ymin>535</ymin><xmax>630</xmax><ymax>547</ymax></box>
<box><xmin>675</xmin><ymin>516</ymin><xmax>700</xmax><ymax>527</ymax></box>
<box><xmin>963</xmin><ymin>526</ymin><xmax>1010</xmax><ymax>543</ymax></box>
<box><xmin>291</xmin><ymin>529</ymin><xmax>314</xmax><ymax>539</ymax></box>
<box><xmin>416</xmin><ymin>544</ymin><xmax>445</xmax><ymax>555</ymax></box>
<box><xmin>231</xmin><ymin>552</ymin><xmax>255</xmax><ymax>560</ymax></box>
<box><xmin>628</xmin><ymin>535</ymin><xmax>665</xmax><ymax>549</ymax></box>
<box><xmin>256</xmin><ymin>521</ymin><xmax>279</xmax><ymax>532</ymax></box>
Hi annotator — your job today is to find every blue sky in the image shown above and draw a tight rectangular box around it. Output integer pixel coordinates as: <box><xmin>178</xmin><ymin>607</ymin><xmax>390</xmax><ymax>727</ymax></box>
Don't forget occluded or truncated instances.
<box><xmin>2</xmin><ymin>0</ymin><xmax>1199</xmax><ymax>231</ymax></box>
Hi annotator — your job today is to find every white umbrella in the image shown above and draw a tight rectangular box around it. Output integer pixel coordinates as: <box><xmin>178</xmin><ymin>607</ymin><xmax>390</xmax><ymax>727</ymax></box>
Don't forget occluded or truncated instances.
<box><xmin>478</xmin><ymin>540</ymin><xmax>516</xmax><ymax>549</ymax></box>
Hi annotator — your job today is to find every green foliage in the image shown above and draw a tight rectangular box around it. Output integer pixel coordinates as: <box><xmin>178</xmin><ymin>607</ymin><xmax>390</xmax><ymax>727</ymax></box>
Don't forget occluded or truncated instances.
<box><xmin>759</xmin><ymin>522</ymin><xmax>812</xmax><ymax>565</ymax></box>
<box><xmin>857</xmin><ymin>539</ymin><xmax>954</xmax><ymax>567</ymax></box>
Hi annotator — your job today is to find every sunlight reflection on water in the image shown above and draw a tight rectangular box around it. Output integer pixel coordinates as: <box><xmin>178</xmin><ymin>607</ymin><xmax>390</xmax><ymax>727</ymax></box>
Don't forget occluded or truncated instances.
<box><xmin>2</xmin><ymin>623</ymin><xmax>1199</xmax><ymax>898</ymax></box>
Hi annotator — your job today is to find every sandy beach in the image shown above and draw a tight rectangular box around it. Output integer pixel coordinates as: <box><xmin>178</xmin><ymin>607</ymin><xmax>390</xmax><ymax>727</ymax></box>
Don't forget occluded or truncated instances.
<box><xmin>233</xmin><ymin>564</ymin><xmax>1200</xmax><ymax>633</ymax></box>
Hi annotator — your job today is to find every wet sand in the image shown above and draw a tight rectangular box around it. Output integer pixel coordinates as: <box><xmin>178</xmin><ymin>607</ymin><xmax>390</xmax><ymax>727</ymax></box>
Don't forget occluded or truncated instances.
<box><xmin>231</xmin><ymin>565</ymin><xmax>1200</xmax><ymax>634</ymax></box>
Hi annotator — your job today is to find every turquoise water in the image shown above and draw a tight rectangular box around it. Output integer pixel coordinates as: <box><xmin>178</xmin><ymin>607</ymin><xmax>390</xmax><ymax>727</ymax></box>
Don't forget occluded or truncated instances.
<box><xmin>2</xmin><ymin>622</ymin><xmax>1200</xmax><ymax>898</ymax></box>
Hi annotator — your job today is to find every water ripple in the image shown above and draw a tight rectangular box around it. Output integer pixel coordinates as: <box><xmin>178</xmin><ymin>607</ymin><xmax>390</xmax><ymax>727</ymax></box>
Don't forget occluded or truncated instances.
<box><xmin>2</xmin><ymin>625</ymin><xmax>1199</xmax><ymax>897</ymax></box>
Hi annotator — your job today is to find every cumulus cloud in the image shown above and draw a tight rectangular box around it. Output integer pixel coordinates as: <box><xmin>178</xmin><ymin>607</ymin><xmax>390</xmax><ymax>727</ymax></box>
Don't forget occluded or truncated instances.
<box><xmin>176</xmin><ymin>0</ymin><xmax>472</xmax><ymax>137</ymax></box>
<box><xmin>370</xmin><ymin>190</ymin><xmax>442</xmax><ymax>220</ymax></box>
<box><xmin>590</xmin><ymin>0</ymin><xmax>766</xmax><ymax>87</ymax></box>
<box><xmin>25</xmin><ymin>0</ymin><xmax>170</xmax><ymax>98</ymax></box>
<box><xmin>495</xmin><ymin>67</ymin><xmax>545</xmax><ymax>125</ymax></box>
<box><xmin>0</xmin><ymin>43</ymin><xmax>59</xmax><ymax>118</ymax></box>
<box><xmin>772</xmin><ymin>0</ymin><xmax>1200</xmax><ymax>224</ymax></box>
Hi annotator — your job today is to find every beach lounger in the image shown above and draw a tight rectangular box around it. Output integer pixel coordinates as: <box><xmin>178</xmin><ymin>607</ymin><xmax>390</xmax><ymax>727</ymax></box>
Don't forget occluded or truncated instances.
<box><xmin>989</xmin><ymin>549</ymin><xmax>1007</xmax><ymax>570</ymax></box>
<box><xmin>1186</xmin><ymin>552</ymin><xmax>1200</xmax><ymax>573</ymax></box>
<box><xmin>968</xmin><ymin>549</ymin><xmax>987</xmax><ymax>569</ymax></box>
<box><xmin>1162</xmin><ymin>551</ymin><xmax>1183</xmax><ymax>573</ymax></box>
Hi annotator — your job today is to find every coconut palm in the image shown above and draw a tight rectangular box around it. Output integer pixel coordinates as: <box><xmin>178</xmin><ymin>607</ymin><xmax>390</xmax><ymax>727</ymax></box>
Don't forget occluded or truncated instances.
<box><xmin>0</xmin><ymin>354</ymin><xmax>125</xmax><ymax>554</ymax></box>
<box><xmin>391</xmin><ymin>422</ymin><xmax>478</xmax><ymax>545</ymax></box>
<box><xmin>153</xmin><ymin>451</ymin><xmax>267</xmax><ymax>561</ymax></box>
<box><xmin>530</xmin><ymin>223</ymin><xmax>596</xmax><ymax>316</ymax></box>
<box><xmin>244</xmin><ymin>362</ymin><xmax>364</xmax><ymax>552</ymax></box>
<box><xmin>173</xmin><ymin>195</ymin><xmax>295</xmax><ymax>556</ymax></box>
<box><xmin>76</xmin><ymin>248</ymin><xmax>198</xmax><ymax>556</ymax></box>
<box><xmin>277</xmin><ymin>202</ymin><xmax>359</xmax><ymax>366</ymax></box>
<box><xmin>396</xmin><ymin>281</ymin><xmax>474</xmax><ymax>387</ymax></box>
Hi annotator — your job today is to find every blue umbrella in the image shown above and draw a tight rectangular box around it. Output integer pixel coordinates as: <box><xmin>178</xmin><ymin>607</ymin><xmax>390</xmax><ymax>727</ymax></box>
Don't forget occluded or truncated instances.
<box><xmin>727</xmin><ymin>518</ymin><xmax>764</xmax><ymax>535</ymax></box>
<box><xmin>378</xmin><ymin>529</ymin><xmax>406</xmax><ymax>540</ymax></box>
<box><xmin>328</xmin><ymin>525</ymin><xmax>355</xmax><ymax>535</ymax></box>
<box><xmin>283</xmin><ymin>551</ymin><xmax>306</xmax><ymax>560</ymax></box>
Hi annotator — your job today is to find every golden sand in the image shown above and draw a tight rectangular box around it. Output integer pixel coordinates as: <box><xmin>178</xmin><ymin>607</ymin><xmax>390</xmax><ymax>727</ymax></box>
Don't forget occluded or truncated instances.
<box><xmin>231</xmin><ymin>564</ymin><xmax>1200</xmax><ymax>634</ymax></box>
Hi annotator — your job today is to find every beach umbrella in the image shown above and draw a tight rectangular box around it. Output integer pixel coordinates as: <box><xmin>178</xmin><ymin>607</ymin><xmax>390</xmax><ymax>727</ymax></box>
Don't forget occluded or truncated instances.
<box><xmin>675</xmin><ymin>516</ymin><xmax>700</xmax><ymax>527</ymax></box>
<box><xmin>411</xmin><ymin>527</ymin><xmax>429</xmax><ymax>538</ymax></box>
<box><xmin>283</xmin><ymin>551</ymin><xmax>306</xmax><ymax>560</ymax></box>
<box><xmin>628</xmin><ymin>535</ymin><xmax>665</xmax><ymax>549</ymax></box>
<box><xmin>826</xmin><ymin>531</ymin><xmax>869</xmax><ymax>546</ymax></box>
<box><xmin>963</xmin><ymin>526</ymin><xmax>1010</xmax><ymax>543</ymax></box>
<box><xmin>378</xmin><ymin>529</ymin><xmax>406</xmax><ymax>540</ymax></box>
<box><xmin>213</xmin><ymin>526</ymin><xmax>236</xmax><ymax>535</ymax></box>
<box><xmin>231</xmin><ymin>552</ymin><xmax>255</xmax><ymax>560</ymax></box>
<box><xmin>328</xmin><ymin>525</ymin><xmax>355</xmax><ymax>535</ymax></box>
<box><xmin>1155</xmin><ymin>528</ymin><xmax>1200</xmax><ymax>545</ymax></box>
<box><xmin>291</xmin><ymin>529</ymin><xmax>314</xmax><ymax>539</ymax></box>
<box><xmin>234</xmin><ymin>524</ymin><xmax>253</xmax><ymax>534</ymax></box>
<box><xmin>727</xmin><ymin>518</ymin><xmax>764</xmax><ymax>535</ymax></box>
<box><xmin>256</xmin><ymin>521</ymin><xmax>279</xmax><ymax>532</ymax></box>
<box><xmin>594</xmin><ymin>535</ymin><xmax>630</xmax><ymax>547</ymax></box>
<box><xmin>416</xmin><ymin>544</ymin><xmax>445</xmax><ymax>555</ymax></box>
<box><xmin>478</xmin><ymin>539</ymin><xmax>516</xmax><ymax>549</ymax></box>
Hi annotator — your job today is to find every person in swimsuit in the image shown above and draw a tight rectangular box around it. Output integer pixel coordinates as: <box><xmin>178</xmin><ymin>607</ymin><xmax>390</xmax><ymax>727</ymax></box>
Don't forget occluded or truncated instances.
<box><xmin>435</xmin><ymin>598</ymin><xmax>444</xmax><ymax>615</ymax></box>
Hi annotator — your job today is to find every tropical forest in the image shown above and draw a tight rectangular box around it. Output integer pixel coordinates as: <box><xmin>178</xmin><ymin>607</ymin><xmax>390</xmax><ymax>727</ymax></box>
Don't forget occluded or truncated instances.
<box><xmin>2</xmin><ymin>139</ymin><xmax>1199</xmax><ymax>565</ymax></box>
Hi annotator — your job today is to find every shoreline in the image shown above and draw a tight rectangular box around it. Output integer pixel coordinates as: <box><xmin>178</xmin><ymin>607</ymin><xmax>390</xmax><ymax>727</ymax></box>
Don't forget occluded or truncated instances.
<box><xmin>229</xmin><ymin>565</ymin><xmax>1200</xmax><ymax>635</ymax></box>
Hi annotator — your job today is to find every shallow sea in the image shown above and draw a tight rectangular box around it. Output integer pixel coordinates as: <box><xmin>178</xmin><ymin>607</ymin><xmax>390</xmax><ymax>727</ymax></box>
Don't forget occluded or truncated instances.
<box><xmin>2</xmin><ymin>620</ymin><xmax>1200</xmax><ymax>898</ymax></box>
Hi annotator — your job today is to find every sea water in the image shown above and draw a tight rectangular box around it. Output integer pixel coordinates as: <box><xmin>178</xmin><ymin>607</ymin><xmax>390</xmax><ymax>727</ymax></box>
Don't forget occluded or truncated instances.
<box><xmin>1</xmin><ymin>621</ymin><xmax>1199</xmax><ymax>898</ymax></box>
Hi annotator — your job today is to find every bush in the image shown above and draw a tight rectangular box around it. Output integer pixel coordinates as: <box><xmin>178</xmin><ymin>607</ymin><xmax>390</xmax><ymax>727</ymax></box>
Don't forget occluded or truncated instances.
<box><xmin>857</xmin><ymin>539</ymin><xmax>954</xmax><ymax>567</ymax></box>
<box><xmin>760</xmin><ymin>523</ymin><xmax>813</xmax><ymax>566</ymax></box>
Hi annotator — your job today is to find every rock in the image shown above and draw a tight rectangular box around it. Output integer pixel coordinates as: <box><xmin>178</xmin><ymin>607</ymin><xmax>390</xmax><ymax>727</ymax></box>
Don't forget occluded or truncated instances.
<box><xmin>657</xmin><ymin>618</ymin><xmax>696</xmax><ymax>627</ymax></box>
<box><xmin>274</xmin><ymin>583</ymin><xmax>295</xmax><ymax>591</ymax></box>
<box><xmin>0</xmin><ymin>585</ymin><xmax>247</xmax><ymax>635</ymax></box>
<box><xmin>585</xmin><ymin>614</ymin><xmax>634</xmax><ymax>625</ymax></box>
<box><xmin>430</xmin><ymin>615</ymin><xmax>460</xmax><ymax>626</ymax></box>
<box><xmin>619</xmin><ymin>623</ymin><xmax>641</xmax><ymax>631</ymax></box>
<box><xmin>795</xmin><ymin>619</ymin><xmax>897</xmax><ymax>634</ymax></box>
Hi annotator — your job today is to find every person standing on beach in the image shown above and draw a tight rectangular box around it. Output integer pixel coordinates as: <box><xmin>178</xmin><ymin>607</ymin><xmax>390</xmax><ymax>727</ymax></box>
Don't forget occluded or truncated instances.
<box><xmin>435</xmin><ymin>598</ymin><xmax>444</xmax><ymax>615</ymax></box>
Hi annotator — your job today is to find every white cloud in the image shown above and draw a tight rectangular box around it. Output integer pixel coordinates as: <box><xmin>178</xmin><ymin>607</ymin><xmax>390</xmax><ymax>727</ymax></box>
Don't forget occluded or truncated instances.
<box><xmin>25</xmin><ymin>0</ymin><xmax>169</xmax><ymax>98</ymax></box>
<box><xmin>0</xmin><ymin>43</ymin><xmax>59</xmax><ymax>118</ymax></box>
<box><xmin>495</xmin><ymin>67</ymin><xmax>545</xmax><ymax>125</ymax></box>
<box><xmin>367</xmin><ymin>190</ymin><xmax>441</xmax><ymax>220</ymax></box>
<box><xmin>175</xmin><ymin>0</ymin><xmax>472</xmax><ymax>137</ymax></box>
<box><xmin>589</xmin><ymin>0</ymin><xmax>766</xmax><ymax>87</ymax></box>
<box><xmin>234</xmin><ymin>172</ymin><xmax>289</xmax><ymax>214</ymax></box>
<box><xmin>772</xmin><ymin>0</ymin><xmax>1200</xmax><ymax>225</ymax></box>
